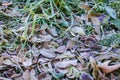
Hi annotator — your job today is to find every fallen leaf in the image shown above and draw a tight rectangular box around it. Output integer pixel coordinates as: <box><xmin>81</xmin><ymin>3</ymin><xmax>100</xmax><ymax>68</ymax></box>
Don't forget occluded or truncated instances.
<box><xmin>23</xmin><ymin>59</ymin><xmax>32</xmax><ymax>67</ymax></box>
<box><xmin>55</xmin><ymin>46</ymin><xmax>67</xmax><ymax>53</ymax></box>
<box><xmin>22</xmin><ymin>69</ymin><xmax>30</xmax><ymax>80</ymax></box>
<box><xmin>57</xmin><ymin>68</ymin><xmax>68</xmax><ymax>74</ymax></box>
<box><xmin>90</xmin><ymin>17</ymin><xmax>100</xmax><ymax>26</ymax></box>
<box><xmin>67</xmin><ymin>40</ymin><xmax>76</xmax><ymax>49</ymax></box>
<box><xmin>38</xmin><ymin>58</ymin><xmax>50</xmax><ymax>63</ymax></box>
<box><xmin>10</xmin><ymin>73</ymin><xmax>21</xmax><ymax>78</ymax></box>
<box><xmin>50</xmin><ymin>41</ymin><xmax>59</xmax><ymax>47</ymax></box>
<box><xmin>40</xmin><ymin>35</ymin><xmax>53</xmax><ymax>42</ymax></box>
<box><xmin>80</xmin><ymin>4</ymin><xmax>91</xmax><ymax>11</ymax></box>
<box><xmin>39</xmin><ymin>29</ymin><xmax>47</xmax><ymax>35</ymax></box>
<box><xmin>0</xmin><ymin>57</ymin><xmax>4</xmax><ymax>65</ymax></box>
<box><xmin>3</xmin><ymin>59</ymin><xmax>14</xmax><ymax>65</ymax></box>
<box><xmin>2</xmin><ymin>2</ymin><xmax>12</xmax><ymax>6</ymax></box>
<box><xmin>80</xmin><ymin>72</ymin><xmax>93</xmax><ymax>80</ymax></box>
<box><xmin>112</xmin><ymin>19</ymin><xmax>120</xmax><ymax>30</ymax></box>
<box><xmin>105</xmin><ymin>6</ymin><xmax>116</xmax><ymax>19</ymax></box>
<box><xmin>47</xmin><ymin>28</ymin><xmax>58</xmax><ymax>37</ymax></box>
<box><xmin>14</xmin><ymin>76</ymin><xmax>23</xmax><ymax>80</ymax></box>
<box><xmin>97</xmin><ymin>14</ymin><xmax>106</xmax><ymax>22</ymax></box>
<box><xmin>99</xmin><ymin>60</ymin><xmax>120</xmax><ymax>74</ymax></box>
<box><xmin>40</xmin><ymin>48</ymin><xmax>56</xmax><ymax>58</ymax></box>
<box><xmin>49</xmin><ymin>70</ymin><xmax>64</xmax><ymax>80</ymax></box>
<box><xmin>41</xmin><ymin>74</ymin><xmax>52</xmax><ymax>80</ymax></box>
<box><xmin>31</xmin><ymin>35</ymin><xmax>53</xmax><ymax>42</ymax></box>
<box><xmin>30</xmin><ymin>69</ymin><xmax>38</xmax><ymax>80</ymax></box>
<box><xmin>56</xmin><ymin>51</ymin><xmax>75</xmax><ymax>59</ymax></box>
<box><xmin>0</xmin><ymin>77</ymin><xmax>12</xmax><ymax>80</ymax></box>
<box><xmin>94</xmin><ymin>25</ymin><xmax>101</xmax><ymax>36</ymax></box>
<box><xmin>90</xmin><ymin>56</ymin><xmax>99</xmax><ymax>79</ymax></box>
<box><xmin>55</xmin><ymin>60</ymin><xmax>77</xmax><ymax>68</ymax></box>
<box><xmin>66</xmin><ymin>66</ymin><xmax>80</xmax><ymax>79</ymax></box>
<box><xmin>11</xmin><ymin>56</ymin><xmax>23</xmax><ymax>63</ymax></box>
<box><xmin>72</xmin><ymin>26</ymin><xmax>86</xmax><ymax>35</ymax></box>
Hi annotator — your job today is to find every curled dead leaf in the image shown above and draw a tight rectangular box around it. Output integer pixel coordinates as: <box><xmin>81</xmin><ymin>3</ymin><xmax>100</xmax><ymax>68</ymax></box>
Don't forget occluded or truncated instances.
<box><xmin>99</xmin><ymin>60</ymin><xmax>120</xmax><ymax>74</ymax></box>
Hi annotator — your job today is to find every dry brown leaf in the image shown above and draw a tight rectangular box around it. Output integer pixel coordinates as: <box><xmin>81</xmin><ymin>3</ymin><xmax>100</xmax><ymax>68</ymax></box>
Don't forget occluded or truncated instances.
<box><xmin>99</xmin><ymin>60</ymin><xmax>120</xmax><ymax>74</ymax></box>
<box><xmin>22</xmin><ymin>69</ymin><xmax>30</xmax><ymax>80</ymax></box>
<box><xmin>40</xmin><ymin>48</ymin><xmax>56</xmax><ymax>58</ymax></box>
<box><xmin>90</xmin><ymin>56</ymin><xmax>99</xmax><ymax>79</ymax></box>
<box><xmin>55</xmin><ymin>46</ymin><xmax>67</xmax><ymax>53</ymax></box>
<box><xmin>80</xmin><ymin>4</ymin><xmax>91</xmax><ymax>11</ymax></box>
<box><xmin>0</xmin><ymin>57</ymin><xmax>4</xmax><ymax>65</ymax></box>
<box><xmin>55</xmin><ymin>60</ymin><xmax>77</xmax><ymax>68</ymax></box>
